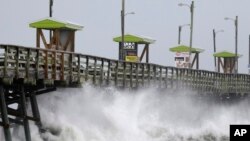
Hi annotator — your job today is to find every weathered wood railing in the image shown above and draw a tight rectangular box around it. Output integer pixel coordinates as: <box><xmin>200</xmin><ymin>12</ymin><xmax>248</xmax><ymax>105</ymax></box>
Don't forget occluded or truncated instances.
<box><xmin>1</xmin><ymin>44</ymin><xmax>250</xmax><ymax>94</ymax></box>
<box><xmin>1</xmin><ymin>44</ymin><xmax>250</xmax><ymax>141</ymax></box>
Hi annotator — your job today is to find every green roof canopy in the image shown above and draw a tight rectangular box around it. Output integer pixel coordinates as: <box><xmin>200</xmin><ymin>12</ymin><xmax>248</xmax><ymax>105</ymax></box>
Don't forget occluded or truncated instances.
<box><xmin>213</xmin><ymin>51</ymin><xmax>242</xmax><ymax>58</ymax></box>
<box><xmin>169</xmin><ymin>45</ymin><xmax>204</xmax><ymax>53</ymax></box>
<box><xmin>29</xmin><ymin>17</ymin><xmax>83</xmax><ymax>30</ymax></box>
<box><xmin>113</xmin><ymin>34</ymin><xmax>155</xmax><ymax>44</ymax></box>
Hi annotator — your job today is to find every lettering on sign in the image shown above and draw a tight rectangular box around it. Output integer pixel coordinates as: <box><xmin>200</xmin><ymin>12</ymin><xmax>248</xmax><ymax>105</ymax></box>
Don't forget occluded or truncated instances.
<box><xmin>230</xmin><ymin>125</ymin><xmax>250</xmax><ymax>141</ymax></box>
<box><xmin>124</xmin><ymin>43</ymin><xmax>135</xmax><ymax>50</ymax></box>
<box><xmin>234</xmin><ymin>129</ymin><xmax>247</xmax><ymax>136</ymax></box>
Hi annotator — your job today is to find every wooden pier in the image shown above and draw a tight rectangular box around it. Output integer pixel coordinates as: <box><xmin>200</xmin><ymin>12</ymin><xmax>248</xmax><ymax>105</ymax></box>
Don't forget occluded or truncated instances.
<box><xmin>1</xmin><ymin>43</ymin><xmax>250</xmax><ymax>141</ymax></box>
<box><xmin>1</xmin><ymin>44</ymin><xmax>249</xmax><ymax>92</ymax></box>
<box><xmin>0</xmin><ymin>45</ymin><xmax>250</xmax><ymax>141</ymax></box>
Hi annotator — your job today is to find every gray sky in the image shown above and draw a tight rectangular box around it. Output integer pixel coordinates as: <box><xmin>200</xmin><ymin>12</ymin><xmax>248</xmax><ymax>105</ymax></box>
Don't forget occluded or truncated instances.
<box><xmin>1</xmin><ymin>0</ymin><xmax>250</xmax><ymax>73</ymax></box>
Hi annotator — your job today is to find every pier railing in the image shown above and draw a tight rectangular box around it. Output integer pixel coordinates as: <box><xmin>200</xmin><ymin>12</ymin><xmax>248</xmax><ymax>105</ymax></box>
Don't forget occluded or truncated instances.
<box><xmin>1</xmin><ymin>44</ymin><xmax>250</xmax><ymax>94</ymax></box>
<box><xmin>1</xmin><ymin>44</ymin><xmax>250</xmax><ymax>141</ymax></box>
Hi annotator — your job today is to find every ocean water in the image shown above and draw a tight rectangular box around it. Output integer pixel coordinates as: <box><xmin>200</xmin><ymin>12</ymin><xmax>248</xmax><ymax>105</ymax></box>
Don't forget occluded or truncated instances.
<box><xmin>1</xmin><ymin>85</ymin><xmax>250</xmax><ymax>141</ymax></box>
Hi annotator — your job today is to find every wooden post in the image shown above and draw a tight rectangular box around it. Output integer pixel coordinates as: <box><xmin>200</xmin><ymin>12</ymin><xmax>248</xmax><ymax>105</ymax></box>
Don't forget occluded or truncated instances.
<box><xmin>147</xmin><ymin>64</ymin><xmax>151</xmax><ymax>86</ymax></box>
<box><xmin>115</xmin><ymin>61</ymin><xmax>118</xmax><ymax>86</ymax></box>
<box><xmin>36</xmin><ymin>50</ymin><xmax>40</xmax><ymax>79</ymax></box>
<box><xmin>26</xmin><ymin>49</ymin><xmax>31</xmax><ymax>79</ymax></box>
<box><xmin>100</xmin><ymin>58</ymin><xmax>104</xmax><ymax>86</ymax></box>
<box><xmin>69</xmin><ymin>54</ymin><xmax>73</xmax><ymax>84</ymax></box>
<box><xmin>130</xmin><ymin>62</ymin><xmax>133</xmax><ymax>88</ymax></box>
<box><xmin>93</xmin><ymin>58</ymin><xmax>97</xmax><ymax>85</ymax></box>
<box><xmin>0</xmin><ymin>85</ymin><xmax>12</xmax><ymax>141</ymax></box>
<box><xmin>135</xmin><ymin>63</ymin><xmax>139</xmax><ymax>88</ymax></box>
<box><xmin>36</xmin><ymin>29</ymin><xmax>40</xmax><ymax>48</ymax></box>
<box><xmin>52</xmin><ymin>52</ymin><xmax>56</xmax><ymax>80</ymax></box>
<box><xmin>196</xmin><ymin>53</ymin><xmax>199</xmax><ymax>69</ymax></box>
<box><xmin>165</xmin><ymin>67</ymin><xmax>168</xmax><ymax>88</ymax></box>
<box><xmin>30</xmin><ymin>92</ymin><xmax>43</xmax><ymax>132</ymax></box>
<box><xmin>153</xmin><ymin>65</ymin><xmax>157</xmax><ymax>86</ymax></box>
<box><xmin>146</xmin><ymin>44</ymin><xmax>149</xmax><ymax>63</ymax></box>
<box><xmin>171</xmin><ymin>67</ymin><xmax>174</xmax><ymax>88</ymax></box>
<box><xmin>61</xmin><ymin>52</ymin><xmax>65</xmax><ymax>80</ymax></box>
<box><xmin>16</xmin><ymin>47</ymin><xmax>19</xmax><ymax>78</ymax></box>
<box><xmin>218</xmin><ymin>57</ymin><xmax>220</xmax><ymax>73</ymax></box>
<box><xmin>122</xmin><ymin>62</ymin><xmax>126</xmax><ymax>88</ymax></box>
<box><xmin>107</xmin><ymin>60</ymin><xmax>111</xmax><ymax>85</ymax></box>
<box><xmin>142</xmin><ymin>64</ymin><xmax>145</xmax><ymax>87</ymax></box>
<box><xmin>45</xmin><ymin>51</ymin><xmax>48</xmax><ymax>79</ymax></box>
<box><xmin>72</xmin><ymin>32</ymin><xmax>75</xmax><ymax>52</ymax></box>
<box><xmin>176</xmin><ymin>68</ymin><xmax>179</xmax><ymax>88</ymax></box>
<box><xmin>4</xmin><ymin>46</ymin><xmax>8</xmax><ymax>77</ymax></box>
<box><xmin>159</xmin><ymin>67</ymin><xmax>162</xmax><ymax>88</ymax></box>
<box><xmin>20</xmin><ymin>86</ymin><xmax>32</xmax><ymax>141</ymax></box>
<box><xmin>77</xmin><ymin>55</ymin><xmax>81</xmax><ymax>84</ymax></box>
<box><xmin>118</xmin><ymin>42</ymin><xmax>122</xmax><ymax>60</ymax></box>
<box><xmin>85</xmin><ymin>56</ymin><xmax>89</xmax><ymax>81</ymax></box>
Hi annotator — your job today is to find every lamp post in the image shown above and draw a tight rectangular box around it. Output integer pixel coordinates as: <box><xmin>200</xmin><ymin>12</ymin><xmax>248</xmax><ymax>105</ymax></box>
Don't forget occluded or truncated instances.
<box><xmin>225</xmin><ymin>16</ymin><xmax>238</xmax><ymax>74</ymax></box>
<box><xmin>49</xmin><ymin>0</ymin><xmax>54</xmax><ymax>42</ymax></box>
<box><xmin>213</xmin><ymin>29</ymin><xmax>224</xmax><ymax>71</ymax></box>
<box><xmin>121</xmin><ymin>0</ymin><xmax>135</xmax><ymax>60</ymax></box>
<box><xmin>49</xmin><ymin>0</ymin><xmax>53</xmax><ymax>17</ymax></box>
<box><xmin>121</xmin><ymin>0</ymin><xmax>125</xmax><ymax>55</ymax></box>
<box><xmin>178</xmin><ymin>1</ymin><xmax>194</xmax><ymax>69</ymax></box>
<box><xmin>178</xmin><ymin>24</ymin><xmax>190</xmax><ymax>44</ymax></box>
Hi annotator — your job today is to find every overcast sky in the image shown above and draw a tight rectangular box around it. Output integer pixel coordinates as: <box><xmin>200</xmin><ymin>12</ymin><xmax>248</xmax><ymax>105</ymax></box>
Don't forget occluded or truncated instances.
<box><xmin>1</xmin><ymin>0</ymin><xmax>250</xmax><ymax>73</ymax></box>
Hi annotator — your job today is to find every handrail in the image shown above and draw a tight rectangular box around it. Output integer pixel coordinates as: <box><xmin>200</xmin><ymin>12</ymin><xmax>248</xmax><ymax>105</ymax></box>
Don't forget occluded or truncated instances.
<box><xmin>0</xmin><ymin>44</ymin><xmax>250</xmax><ymax>94</ymax></box>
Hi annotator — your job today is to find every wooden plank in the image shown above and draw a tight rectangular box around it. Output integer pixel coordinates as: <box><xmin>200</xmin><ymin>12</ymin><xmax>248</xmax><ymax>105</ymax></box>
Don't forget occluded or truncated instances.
<box><xmin>16</xmin><ymin>47</ymin><xmax>19</xmax><ymax>78</ymax></box>
<box><xmin>135</xmin><ymin>63</ymin><xmax>139</xmax><ymax>87</ymax></box>
<box><xmin>107</xmin><ymin>60</ymin><xmax>111</xmax><ymax>85</ymax></box>
<box><xmin>36</xmin><ymin>29</ymin><xmax>40</xmax><ymax>48</ymax></box>
<box><xmin>85</xmin><ymin>56</ymin><xmax>89</xmax><ymax>81</ymax></box>
<box><xmin>45</xmin><ymin>51</ymin><xmax>48</xmax><ymax>79</ymax></box>
<box><xmin>123</xmin><ymin>62</ymin><xmax>126</xmax><ymax>87</ymax></box>
<box><xmin>53</xmin><ymin>52</ymin><xmax>56</xmax><ymax>79</ymax></box>
<box><xmin>115</xmin><ymin>61</ymin><xmax>118</xmax><ymax>86</ymax></box>
<box><xmin>4</xmin><ymin>46</ymin><xmax>8</xmax><ymax>77</ymax></box>
<box><xmin>130</xmin><ymin>62</ymin><xmax>133</xmax><ymax>88</ymax></box>
<box><xmin>69</xmin><ymin>54</ymin><xmax>73</xmax><ymax>84</ymax></box>
<box><xmin>146</xmin><ymin>45</ymin><xmax>149</xmax><ymax>63</ymax></box>
<box><xmin>159</xmin><ymin>67</ymin><xmax>162</xmax><ymax>88</ymax></box>
<box><xmin>60</xmin><ymin>52</ymin><xmax>64</xmax><ymax>80</ymax></box>
<box><xmin>36</xmin><ymin>50</ymin><xmax>39</xmax><ymax>79</ymax></box>
<box><xmin>77</xmin><ymin>55</ymin><xmax>81</xmax><ymax>84</ymax></box>
<box><xmin>93</xmin><ymin>58</ymin><xmax>97</xmax><ymax>85</ymax></box>
<box><xmin>26</xmin><ymin>49</ymin><xmax>30</xmax><ymax>78</ymax></box>
<box><xmin>100</xmin><ymin>59</ymin><xmax>104</xmax><ymax>86</ymax></box>
<box><xmin>147</xmin><ymin>64</ymin><xmax>151</xmax><ymax>85</ymax></box>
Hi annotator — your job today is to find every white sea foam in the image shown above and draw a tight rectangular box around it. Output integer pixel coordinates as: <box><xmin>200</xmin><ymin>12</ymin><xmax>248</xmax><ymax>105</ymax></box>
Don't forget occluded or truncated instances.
<box><xmin>2</xmin><ymin>85</ymin><xmax>250</xmax><ymax>141</ymax></box>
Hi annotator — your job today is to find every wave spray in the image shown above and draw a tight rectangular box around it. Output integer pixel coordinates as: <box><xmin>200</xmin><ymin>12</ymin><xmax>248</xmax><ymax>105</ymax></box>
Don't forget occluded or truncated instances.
<box><xmin>4</xmin><ymin>85</ymin><xmax>250</xmax><ymax>141</ymax></box>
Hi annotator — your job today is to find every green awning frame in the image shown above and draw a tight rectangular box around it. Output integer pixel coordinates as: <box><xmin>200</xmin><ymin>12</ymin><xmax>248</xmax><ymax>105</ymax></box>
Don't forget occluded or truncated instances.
<box><xmin>169</xmin><ymin>45</ymin><xmax>204</xmax><ymax>53</ymax></box>
<box><xmin>29</xmin><ymin>17</ymin><xmax>83</xmax><ymax>30</ymax></box>
<box><xmin>113</xmin><ymin>34</ymin><xmax>155</xmax><ymax>44</ymax></box>
<box><xmin>213</xmin><ymin>51</ymin><xmax>242</xmax><ymax>58</ymax></box>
